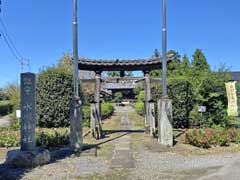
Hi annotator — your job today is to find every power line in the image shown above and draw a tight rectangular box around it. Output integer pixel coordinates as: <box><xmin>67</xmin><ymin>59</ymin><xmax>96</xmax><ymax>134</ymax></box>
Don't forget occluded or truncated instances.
<box><xmin>0</xmin><ymin>17</ymin><xmax>24</xmax><ymax>59</ymax></box>
<box><xmin>0</xmin><ymin>17</ymin><xmax>31</xmax><ymax>72</ymax></box>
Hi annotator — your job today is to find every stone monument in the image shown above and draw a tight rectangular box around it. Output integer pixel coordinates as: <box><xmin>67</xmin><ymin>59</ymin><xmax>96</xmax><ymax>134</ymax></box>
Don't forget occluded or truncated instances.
<box><xmin>5</xmin><ymin>73</ymin><xmax>50</xmax><ymax>168</ymax></box>
<box><xmin>158</xmin><ymin>98</ymin><xmax>173</xmax><ymax>147</ymax></box>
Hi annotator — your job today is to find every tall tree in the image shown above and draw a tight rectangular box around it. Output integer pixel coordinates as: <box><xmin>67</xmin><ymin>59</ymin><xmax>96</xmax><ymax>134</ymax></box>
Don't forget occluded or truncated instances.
<box><xmin>182</xmin><ymin>54</ymin><xmax>190</xmax><ymax>75</ymax></box>
<box><xmin>192</xmin><ymin>49</ymin><xmax>210</xmax><ymax>72</ymax></box>
<box><xmin>57</xmin><ymin>53</ymin><xmax>73</xmax><ymax>72</ymax></box>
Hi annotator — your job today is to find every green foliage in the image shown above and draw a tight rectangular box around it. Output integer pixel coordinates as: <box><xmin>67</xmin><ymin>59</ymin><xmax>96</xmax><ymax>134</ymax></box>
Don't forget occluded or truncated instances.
<box><xmin>114</xmin><ymin>92</ymin><xmax>123</xmax><ymax>103</ymax></box>
<box><xmin>0</xmin><ymin>128</ymin><xmax>70</xmax><ymax>148</ymax></box>
<box><xmin>0</xmin><ymin>88</ymin><xmax>8</xmax><ymax>101</ymax></box>
<box><xmin>57</xmin><ymin>53</ymin><xmax>73</xmax><ymax>72</ymax></box>
<box><xmin>185</xmin><ymin>128</ymin><xmax>240</xmax><ymax>148</ymax></box>
<box><xmin>36</xmin><ymin>67</ymin><xmax>73</xmax><ymax>128</ymax></box>
<box><xmin>149</xmin><ymin>48</ymin><xmax>231</xmax><ymax>128</ymax></box>
<box><xmin>107</xmin><ymin>71</ymin><xmax>120</xmax><ymax>77</ymax></box>
<box><xmin>168</xmin><ymin>77</ymin><xmax>194</xmax><ymax>128</ymax></box>
<box><xmin>134</xmin><ymin>102</ymin><xmax>145</xmax><ymax>116</ymax></box>
<box><xmin>0</xmin><ymin>131</ymin><xmax>20</xmax><ymax>147</ymax></box>
<box><xmin>192</xmin><ymin>49</ymin><xmax>210</xmax><ymax>72</ymax></box>
<box><xmin>101</xmin><ymin>103</ymin><xmax>115</xmax><ymax>119</ymax></box>
<box><xmin>36</xmin><ymin>128</ymin><xmax>69</xmax><ymax>147</ymax></box>
<box><xmin>82</xmin><ymin>106</ymin><xmax>90</xmax><ymax>127</ymax></box>
<box><xmin>0</xmin><ymin>101</ymin><xmax>13</xmax><ymax>116</ymax></box>
<box><xmin>137</xmin><ymin>91</ymin><xmax>145</xmax><ymax>102</ymax></box>
<box><xmin>4</xmin><ymin>82</ymin><xmax>20</xmax><ymax>110</ymax></box>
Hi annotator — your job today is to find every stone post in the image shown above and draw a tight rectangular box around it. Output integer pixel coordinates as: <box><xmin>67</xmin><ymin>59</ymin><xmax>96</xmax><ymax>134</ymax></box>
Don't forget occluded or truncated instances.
<box><xmin>20</xmin><ymin>73</ymin><xmax>36</xmax><ymax>151</ymax></box>
<box><xmin>5</xmin><ymin>73</ymin><xmax>50</xmax><ymax>168</ymax></box>
<box><xmin>158</xmin><ymin>98</ymin><xmax>173</xmax><ymax>147</ymax></box>
<box><xmin>149</xmin><ymin>102</ymin><xmax>156</xmax><ymax>137</ymax></box>
<box><xmin>70</xmin><ymin>96</ymin><xmax>83</xmax><ymax>151</ymax></box>
<box><xmin>94</xmin><ymin>71</ymin><xmax>102</xmax><ymax>123</ymax></box>
<box><xmin>144</xmin><ymin>70</ymin><xmax>151</xmax><ymax>134</ymax></box>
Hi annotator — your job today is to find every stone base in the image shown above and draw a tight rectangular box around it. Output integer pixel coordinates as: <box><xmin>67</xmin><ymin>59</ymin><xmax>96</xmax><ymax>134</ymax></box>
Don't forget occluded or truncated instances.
<box><xmin>5</xmin><ymin>148</ymin><xmax>50</xmax><ymax>168</ymax></box>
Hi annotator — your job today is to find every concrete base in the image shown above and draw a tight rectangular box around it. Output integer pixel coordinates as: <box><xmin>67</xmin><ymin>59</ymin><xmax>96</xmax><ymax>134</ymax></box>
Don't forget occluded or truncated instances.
<box><xmin>5</xmin><ymin>148</ymin><xmax>50</xmax><ymax>168</ymax></box>
<box><xmin>158</xmin><ymin>98</ymin><xmax>173</xmax><ymax>147</ymax></box>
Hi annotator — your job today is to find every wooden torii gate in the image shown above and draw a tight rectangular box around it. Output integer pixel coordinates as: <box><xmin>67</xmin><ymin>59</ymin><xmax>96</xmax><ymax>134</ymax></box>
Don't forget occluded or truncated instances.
<box><xmin>78</xmin><ymin>56</ymin><xmax>172</xmax><ymax>139</ymax></box>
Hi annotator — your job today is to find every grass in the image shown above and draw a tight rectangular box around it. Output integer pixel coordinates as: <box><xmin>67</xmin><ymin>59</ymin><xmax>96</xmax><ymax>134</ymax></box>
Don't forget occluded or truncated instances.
<box><xmin>84</xmin><ymin>169</ymin><xmax>130</xmax><ymax>180</ymax></box>
<box><xmin>128</xmin><ymin>112</ymin><xmax>144</xmax><ymax>129</ymax></box>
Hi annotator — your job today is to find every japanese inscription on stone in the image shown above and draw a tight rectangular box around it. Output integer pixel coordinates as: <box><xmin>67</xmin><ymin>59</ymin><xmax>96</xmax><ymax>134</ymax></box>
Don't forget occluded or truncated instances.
<box><xmin>21</xmin><ymin>73</ymin><xmax>36</xmax><ymax>151</ymax></box>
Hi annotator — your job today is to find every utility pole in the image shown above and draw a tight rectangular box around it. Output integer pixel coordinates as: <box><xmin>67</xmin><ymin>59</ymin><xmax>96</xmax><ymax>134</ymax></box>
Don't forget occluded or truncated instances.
<box><xmin>162</xmin><ymin>0</ymin><xmax>167</xmax><ymax>97</ymax></box>
<box><xmin>70</xmin><ymin>0</ymin><xmax>82</xmax><ymax>152</ymax></box>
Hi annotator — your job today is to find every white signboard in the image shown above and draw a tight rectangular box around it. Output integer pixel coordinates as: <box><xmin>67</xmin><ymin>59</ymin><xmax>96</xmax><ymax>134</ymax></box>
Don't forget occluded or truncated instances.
<box><xmin>198</xmin><ymin>106</ymin><xmax>206</xmax><ymax>113</ymax></box>
<box><xmin>16</xmin><ymin>110</ymin><xmax>21</xmax><ymax>118</ymax></box>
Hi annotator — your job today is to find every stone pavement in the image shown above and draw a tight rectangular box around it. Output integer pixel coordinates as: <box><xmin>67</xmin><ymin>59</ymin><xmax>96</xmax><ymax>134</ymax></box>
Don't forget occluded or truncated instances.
<box><xmin>111</xmin><ymin>112</ymin><xmax>135</xmax><ymax>168</ymax></box>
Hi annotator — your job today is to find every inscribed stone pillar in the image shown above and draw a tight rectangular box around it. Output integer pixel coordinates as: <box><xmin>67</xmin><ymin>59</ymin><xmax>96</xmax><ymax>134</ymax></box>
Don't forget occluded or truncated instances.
<box><xmin>158</xmin><ymin>98</ymin><xmax>173</xmax><ymax>147</ymax></box>
<box><xmin>94</xmin><ymin>71</ymin><xmax>102</xmax><ymax>123</ymax></box>
<box><xmin>20</xmin><ymin>73</ymin><xmax>36</xmax><ymax>151</ymax></box>
<box><xmin>70</xmin><ymin>96</ymin><xmax>83</xmax><ymax>151</ymax></box>
<box><xmin>144</xmin><ymin>70</ymin><xmax>151</xmax><ymax>133</ymax></box>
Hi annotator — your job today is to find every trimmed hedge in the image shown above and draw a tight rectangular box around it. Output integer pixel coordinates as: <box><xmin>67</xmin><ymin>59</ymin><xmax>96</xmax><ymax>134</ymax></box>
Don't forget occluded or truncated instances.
<box><xmin>0</xmin><ymin>128</ymin><xmax>70</xmax><ymax>148</ymax></box>
<box><xmin>0</xmin><ymin>101</ymin><xmax>13</xmax><ymax>116</ymax></box>
<box><xmin>36</xmin><ymin>67</ymin><xmax>73</xmax><ymax>128</ymax></box>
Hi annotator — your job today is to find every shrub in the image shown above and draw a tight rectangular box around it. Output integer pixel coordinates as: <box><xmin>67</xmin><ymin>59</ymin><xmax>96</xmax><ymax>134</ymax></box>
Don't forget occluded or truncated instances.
<box><xmin>185</xmin><ymin>128</ymin><xmax>239</xmax><ymax>148</ymax></box>
<box><xmin>0</xmin><ymin>128</ymin><xmax>70</xmax><ymax>148</ymax></box>
<box><xmin>82</xmin><ymin>106</ymin><xmax>90</xmax><ymax>127</ymax></box>
<box><xmin>101</xmin><ymin>103</ymin><xmax>115</xmax><ymax>119</ymax></box>
<box><xmin>0</xmin><ymin>101</ymin><xmax>13</xmax><ymax>116</ymax></box>
<box><xmin>0</xmin><ymin>131</ymin><xmax>20</xmax><ymax>147</ymax></box>
<box><xmin>134</xmin><ymin>102</ymin><xmax>145</xmax><ymax>116</ymax></box>
<box><xmin>114</xmin><ymin>92</ymin><xmax>123</xmax><ymax>103</ymax></box>
<box><xmin>36</xmin><ymin>128</ymin><xmax>69</xmax><ymax>147</ymax></box>
<box><xmin>36</xmin><ymin>67</ymin><xmax>73</xmax><ymax>128</ymax></box>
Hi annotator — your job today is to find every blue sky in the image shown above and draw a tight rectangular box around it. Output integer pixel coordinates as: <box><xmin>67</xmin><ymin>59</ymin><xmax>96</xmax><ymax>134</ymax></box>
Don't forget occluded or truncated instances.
<box><xmin>0</xmin><ymin>0</ymin><xmax>240</xmax><ymax>87</ymax></box>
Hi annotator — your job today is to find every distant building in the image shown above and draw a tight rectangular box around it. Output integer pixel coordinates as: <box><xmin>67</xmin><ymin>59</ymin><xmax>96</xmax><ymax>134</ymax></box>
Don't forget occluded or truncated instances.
<box><xmin>79</xmin><ymin>70</ymin><xmax>95</xmax><ymax>80</ymax></box>
<box><xmin>229</xmin><ymin>72</ymin><xmax>240</xmax><ymax>81</ymax></box>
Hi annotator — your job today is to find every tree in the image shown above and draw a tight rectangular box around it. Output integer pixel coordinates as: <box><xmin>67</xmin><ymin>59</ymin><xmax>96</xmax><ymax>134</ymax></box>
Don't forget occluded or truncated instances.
<box><xmin>153</xmin><ymin>48</ymin><xmax>160</xmax><ymax>58</ymax></box>
<box><xmin>107</xmin><ymin>71</ymin><xmax>120</xmax><ymax>77</ymax></box>
<box><xmin>4</xmin><ymin>82</ymin><xmax>20</xmax><ymax>110</ymax></box>
<box><xmin>114</xmin><ymin>92</ymin><xmax>123</xmax><ymax>103</ymax></box>
<box><xmin>192</xmin><ymin>49</ymin><xmax>210</xmax><ymax>72</ymax></box>
<box><xmin>57</xmin><ymin>53</ymin><xmax>73</xmax><ymax>72</ymax></box>
<box><xmin>182</xmin><ymin>55</ymin><xmax>190</xmax><ymax>71</ymax></box>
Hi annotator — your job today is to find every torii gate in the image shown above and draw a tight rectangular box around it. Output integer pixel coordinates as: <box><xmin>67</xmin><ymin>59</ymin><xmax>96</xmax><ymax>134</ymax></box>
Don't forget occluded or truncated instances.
<box><xmin>78</xmin><ymin>56</ymin><xmax>172</xmax><ymax>139</ymax></box>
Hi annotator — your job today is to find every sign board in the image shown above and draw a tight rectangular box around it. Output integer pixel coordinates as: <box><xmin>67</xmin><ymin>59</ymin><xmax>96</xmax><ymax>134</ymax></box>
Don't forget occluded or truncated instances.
<box><xmin>198</xmin><ymin>106</ymin><xmax>206</xmax><ymax>113</ymax></box>
<box><xmin>225</xmin><ymin>81</ymin><xmax>238</xmax><ymax>117</ymax></box>
<box><xmin>16</xmin><ymin>110</ymin><xmax>21</xmax><ymax>118</ymax></box>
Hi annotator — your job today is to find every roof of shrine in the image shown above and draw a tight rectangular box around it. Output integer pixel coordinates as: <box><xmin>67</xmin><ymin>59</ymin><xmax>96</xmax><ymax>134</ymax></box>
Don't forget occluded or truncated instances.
<box><xmin>78</xmin><ymin>55</ymin><xmax>173</xmax><ymax>71</ymax></box>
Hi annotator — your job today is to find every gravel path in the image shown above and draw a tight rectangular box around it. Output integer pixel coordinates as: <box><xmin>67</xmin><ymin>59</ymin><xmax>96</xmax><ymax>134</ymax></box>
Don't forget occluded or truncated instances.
<box><xmin>129</xmin><ymin>151</ymin><xmax>240</xmax><ymax>180</ymax></box>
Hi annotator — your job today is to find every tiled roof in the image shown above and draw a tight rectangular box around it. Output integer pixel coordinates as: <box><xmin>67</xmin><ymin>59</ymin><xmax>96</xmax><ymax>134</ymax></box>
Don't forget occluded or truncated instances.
<box><xmin>229</xmin><ymin>72</ymin><xmax>240</xmax><ymax>81</ymax></box>
<box><xmin>78</xmin><ymin>56</ymin><xmax>173</xmax><ymax>71</ymax></box>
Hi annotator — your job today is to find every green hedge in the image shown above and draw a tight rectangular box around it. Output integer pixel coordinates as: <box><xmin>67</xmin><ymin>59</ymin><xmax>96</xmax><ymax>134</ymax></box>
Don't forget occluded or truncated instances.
<box><xmin>0</xmin><ymin>128</ymin><xmax>70</xmax><ymax>148</ymax></box>
<box><xmin>134</xmin><ymin>102</ymin><xmax>145</xmax><ymax>116</ymax></box>
<box><xmin>101</xmin><ymin>102</ymin><xmax>115</xmax><ymax>119</ymax></box>
<box><xmin>36</xmin><ymin>67</ymin><xmax>73</xmax><ymax>128</ymax></box>
<box><xmin>0</xmin><ymin>101</ymin><xmax>13</xmax><ymax>116</ymax></box>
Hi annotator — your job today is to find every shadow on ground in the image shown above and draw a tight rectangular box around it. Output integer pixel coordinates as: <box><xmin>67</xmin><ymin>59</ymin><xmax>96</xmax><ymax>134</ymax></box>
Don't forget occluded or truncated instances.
<box><xmin>0</xmin><ymin>129</ymin><xmax>144</xmax><ymax>180</ymax></box>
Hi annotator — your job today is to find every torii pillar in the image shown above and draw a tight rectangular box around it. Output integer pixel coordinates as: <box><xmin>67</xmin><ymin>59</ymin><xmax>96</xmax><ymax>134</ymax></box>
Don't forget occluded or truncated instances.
<box><xmin>144</xmin><ymin>70</ymin><xmax>151</xmax><ymax>134</ymax></box>
<box><xmin>94</xmin><ymin>71</ymin><xmax>102</xmax><ymax>124</ymax></box>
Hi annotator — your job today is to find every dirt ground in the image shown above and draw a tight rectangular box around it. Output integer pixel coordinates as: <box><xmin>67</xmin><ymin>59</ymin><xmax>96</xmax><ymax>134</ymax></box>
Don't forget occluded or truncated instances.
<box><xmin>1</xmin><ymin>107</ymin><xmax>240</xmax><ymax>180</ymax></box>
